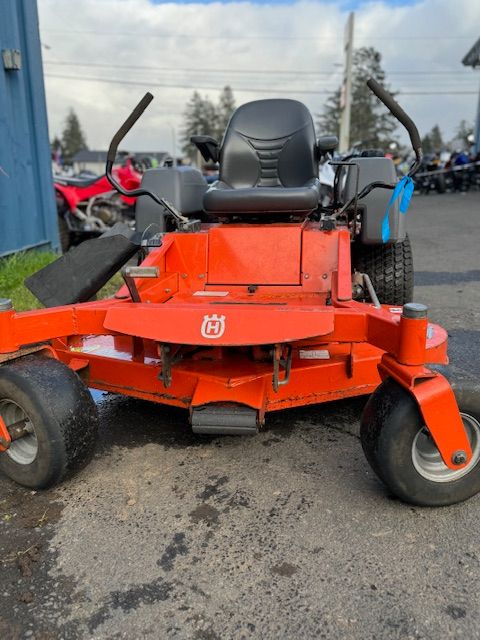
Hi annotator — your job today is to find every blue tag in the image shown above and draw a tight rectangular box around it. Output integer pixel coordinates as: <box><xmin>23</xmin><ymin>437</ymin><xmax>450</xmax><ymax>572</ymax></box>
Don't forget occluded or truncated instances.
<box><xmin>381</xmin><ymin>175</ymin><xmax>414</xmax><ymax>243</ymax></box>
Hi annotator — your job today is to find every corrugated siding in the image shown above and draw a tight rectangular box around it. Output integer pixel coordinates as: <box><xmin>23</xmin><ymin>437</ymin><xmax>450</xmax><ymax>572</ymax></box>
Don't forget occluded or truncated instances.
<box><xmin>0</xmin><ymin>0</ymin><xmax>58</xmax><ymax>256</ymax></box>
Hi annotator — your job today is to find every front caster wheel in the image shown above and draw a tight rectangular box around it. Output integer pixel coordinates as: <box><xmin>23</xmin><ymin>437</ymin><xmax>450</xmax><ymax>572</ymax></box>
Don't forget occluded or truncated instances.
<box><xmin>0</xmin><ymin>355</ymin><xmax>98</xmax><ymax>489</ymax></box>
<box><xmin>360</xmin><ymin>377</ymin><xmax>480</xmax><ymax>506</ymax></box>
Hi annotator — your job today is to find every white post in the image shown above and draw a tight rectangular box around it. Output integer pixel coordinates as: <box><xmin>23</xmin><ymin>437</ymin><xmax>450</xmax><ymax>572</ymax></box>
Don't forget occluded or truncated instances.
<box><xmin>167</xmin><ymin>123</ymin><xmax>177</xmax><ymax>165</ymax></box>
<box><xmin>339</xmin><ymin>12</ymin><xmax>354</xmax><ymax>153</ymax></box>
<box><xmin>475</xmin><ymin>76</ymin><xmax>480</xmax><ymax>155</ymax></box>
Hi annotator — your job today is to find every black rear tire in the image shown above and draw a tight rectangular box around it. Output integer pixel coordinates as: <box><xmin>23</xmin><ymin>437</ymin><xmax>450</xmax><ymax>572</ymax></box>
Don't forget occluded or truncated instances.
<box><xmin>435</xmin><ymin>173</ymin><xmax>446</xmax><ymax>194</ymax></box>
<box><xmin>0</xmin><ymin>356</ymin><xmax>98</xmax><ymax>489</ymax></box>
<box><xmin>58</xmin><ymin>215</ymin><xmax>71</xmax><ymax>253</ymax></box>
<box><xmin>360</xmin><ymin>377</ymin><xmax>480</xmax><ymax>506</ymax></box>
<box><xmin>56</xmin><ymin>192</ymin><xmax>71</xmax><ymax>253</ymax></box>
<box><xmin>352</xmin><ymin>235</ymin><xmax>414</xmax><ymax>306</ymax></box>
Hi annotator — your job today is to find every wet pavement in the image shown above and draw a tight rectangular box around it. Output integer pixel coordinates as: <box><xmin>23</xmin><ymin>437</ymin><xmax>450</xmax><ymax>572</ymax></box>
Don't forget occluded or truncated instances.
<box><xmin>0</xmin><ymin>192</ymin><xmax>479</xmax><ymax>639</ymax></box>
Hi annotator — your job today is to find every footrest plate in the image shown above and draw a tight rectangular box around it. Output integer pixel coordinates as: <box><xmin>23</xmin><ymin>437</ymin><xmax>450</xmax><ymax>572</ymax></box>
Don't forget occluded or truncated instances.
<box><xmin>191</xmin><ymin>404</ymin><xmax>258</xmax><ymax>435</ymax></box>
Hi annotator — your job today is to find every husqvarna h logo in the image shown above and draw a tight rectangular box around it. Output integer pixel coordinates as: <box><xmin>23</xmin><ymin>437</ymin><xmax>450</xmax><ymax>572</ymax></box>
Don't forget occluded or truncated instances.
<box><xmin>201</xmin><ymin>314</ymin><xmax>226</xmax><ymax>339</ymax></box>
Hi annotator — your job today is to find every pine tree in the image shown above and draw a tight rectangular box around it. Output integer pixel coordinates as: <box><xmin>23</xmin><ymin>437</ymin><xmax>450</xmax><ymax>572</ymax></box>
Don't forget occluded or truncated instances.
<box><xmin>216</xmin><ymin>86</ymin><xmax>236</xmax><ymax>140</ymax></box>
<box><xmin>421</xmin><ymin>133</ymin><xmax>432</xmax><ymax>154</ymax></box>
<box><xmin>317</xmin><ymin>47</ymin><xmax>398</xmax><ymax>149</ymax></box>
<box><xmin>421</xmin><ymin>124</ymin><xmax>444</xmax><ymax>153</ymax></box>
<box><xmin>319</xmin><ymin>90</ymin><xmax>342</xmax><ymax>141</ymax></box>
<box><xmin>430</xmin><ymin>125</ymin><xmax>443</xmax><ymax>150</ymax></box>
<box><xmin>182</xmin><ymin>87</ymin><xmax>237</xmax><ymax>163</ymax></box>
<box><xmin>61</xmin><ymin>109</ymin><xmax>88</xmax><ymax>163</ymax></box>
<box><xmin>181</xmin><ymin>92</ymin><xmax>217</xmax><ymax>162</ymax></box>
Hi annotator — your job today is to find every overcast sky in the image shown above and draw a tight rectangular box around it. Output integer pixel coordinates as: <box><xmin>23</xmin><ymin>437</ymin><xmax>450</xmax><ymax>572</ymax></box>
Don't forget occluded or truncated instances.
<box><xmin>38</xmin><ymin>0</ymin><xmax>480</xmax><ymax>155</ymax></box>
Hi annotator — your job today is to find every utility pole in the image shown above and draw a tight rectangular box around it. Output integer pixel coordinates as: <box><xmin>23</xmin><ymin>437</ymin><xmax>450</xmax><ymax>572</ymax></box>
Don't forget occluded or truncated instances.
<box><xmin>475</xmin><ymin>78</ymin><xmax>480</xmax><ymax>155</ymax></box>
<box><xmin>339</xmin><ymin>12</ymin><xmax>354</xmax><ymax>153</ymax></box>
<box><xmin>167</xmin><ymin>123</ymin><xmax>177</xmax><ymax>165</ymax></box>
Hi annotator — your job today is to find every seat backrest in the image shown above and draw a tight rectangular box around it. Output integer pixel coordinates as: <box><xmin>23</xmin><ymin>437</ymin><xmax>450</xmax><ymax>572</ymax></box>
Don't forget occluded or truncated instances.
<box><xmin>219</xmin><ymin>99</ymin><xmax>318</xmax><ymax>189</ymax></box>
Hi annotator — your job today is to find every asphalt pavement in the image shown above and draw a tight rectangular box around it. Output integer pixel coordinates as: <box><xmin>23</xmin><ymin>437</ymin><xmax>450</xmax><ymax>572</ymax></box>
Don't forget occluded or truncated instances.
<box><xmin>1</xmin><ymin>191</ymin><xmax>480</xmax><ymax>640</ymax></box>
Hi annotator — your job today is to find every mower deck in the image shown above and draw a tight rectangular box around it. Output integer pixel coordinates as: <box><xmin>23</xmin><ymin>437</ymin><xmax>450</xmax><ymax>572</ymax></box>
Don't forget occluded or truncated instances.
<box><xmin>47</xmin><ymin>299</ymin><xmax>447</xmax><ymax>422</ymax></box>
<box><xmin>0</xmin><ymin>222</ymin><xmax>471</xmax><ymax>474</ymax></box>
<box><xmin>56</xmin><ymin>333</ymin><xmax>384</xmax><ymax>414</ymax></box>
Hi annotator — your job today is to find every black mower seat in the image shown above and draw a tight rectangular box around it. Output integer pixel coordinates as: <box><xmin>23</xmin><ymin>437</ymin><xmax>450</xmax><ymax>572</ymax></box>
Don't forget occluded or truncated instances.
<box><xmin>204</xmin><ymin>178</ymin><xmax>319</xmax><ymax>214</ymax></box>
<box><xmin>203</xmin><ymin>99</ymin><xmax>320</xmax><ymax>216</ymax></box>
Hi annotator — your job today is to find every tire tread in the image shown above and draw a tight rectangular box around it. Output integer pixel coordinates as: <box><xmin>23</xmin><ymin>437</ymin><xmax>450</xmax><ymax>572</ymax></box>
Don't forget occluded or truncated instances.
<box><xmin>353</xmin><ymin>235</ymin><xmax>414</xmax><ymax>306</ymax></box>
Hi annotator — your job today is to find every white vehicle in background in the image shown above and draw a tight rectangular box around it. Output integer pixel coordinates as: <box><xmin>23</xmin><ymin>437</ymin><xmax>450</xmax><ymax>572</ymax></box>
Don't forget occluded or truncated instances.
<box><xmin>319</xmin><ymin>159</ymin><xmax>336</xmax><ymax>206</ymax></box>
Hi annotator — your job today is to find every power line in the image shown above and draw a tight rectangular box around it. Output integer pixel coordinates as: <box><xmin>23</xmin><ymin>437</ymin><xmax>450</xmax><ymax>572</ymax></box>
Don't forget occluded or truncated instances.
<box><xmin>42</xmin><ymin>60</ymin><xmax>474</xmax><ymax>77</ymax></box>
<box><xmin>40</xmin><ymin>28</ymin><xmax>341</xmax><ymax>41</ymax></box>
<box><xmin>40</xmin><ymin>28</ymin><xmax>474</xmax><ymax>41</ymax></box>
<box><xmin>398</xmin><ymin>91</ymin><xmax>478</xmax><ymax>95</ymax></box>
<box><xmin>44</xmin><ymin>73</ymin><xmax>337</xmax><ymax>94</ymax></box>
<box><xmin>43</xmin><ymin>61</ymin><xmax>341</xmax><ymax>76</ymax></box>
<box><xmin>44</xmin><ymin>73</ymin><xmax>478</xmax><ymax>96</ymax></box>
<box><xmin>388</xmin><ymin>71</ymin><xmax>475</xmax><ymax>76</ymax></box>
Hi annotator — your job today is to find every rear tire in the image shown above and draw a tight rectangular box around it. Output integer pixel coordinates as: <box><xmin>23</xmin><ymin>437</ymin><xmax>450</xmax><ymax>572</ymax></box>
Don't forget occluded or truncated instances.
<box><xmin>435</xmin><ymin>173</ymin><xmax>446</xmax><ymax>194</ymax></box>
<box><xmin>56</xmin><ymin>192</ymin><xmax>71</xmax><ymax>253</ymax></box>
<box><xmin>0</xmin><ymin>356</ymin><xmax>98</xmax><ymax>489</ymax></box>
<box><xmin>352</xmin><ymin>235</ymin><xmax>414</xmax><ymax>306</ymax></box>
<box><xmin>360</xmin><ymin>377</ymin><xmax>480</xmax><ymax>506</ymax></box>
<box><xmin>58</xmin><ymin>215</ymin><xmax>71</xmax><ymax>253</ymax></box>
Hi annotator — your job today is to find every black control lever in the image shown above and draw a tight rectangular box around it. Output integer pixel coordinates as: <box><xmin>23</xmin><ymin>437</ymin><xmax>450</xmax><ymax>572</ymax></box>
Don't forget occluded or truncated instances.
<box><xmin>106</xmin><ymin>93</ymin><xmax>154</xmax><ymax>165</ymax></box>
<box><xmin>367</xmin><ymin>78</ymin><xmax>423</xmax><ymax>176</ymax></box>
<box><xmin>105</xmin><ymin>93</ymin><xmax>200</xmax><ymax>232</ymax></box>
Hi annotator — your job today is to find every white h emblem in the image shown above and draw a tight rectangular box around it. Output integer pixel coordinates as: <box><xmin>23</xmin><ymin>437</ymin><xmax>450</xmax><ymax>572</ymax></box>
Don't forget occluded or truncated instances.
<box><xmin>201</xmin><ymin>314</ymin><xmax>226</xmax><ymax>339</ymax></box>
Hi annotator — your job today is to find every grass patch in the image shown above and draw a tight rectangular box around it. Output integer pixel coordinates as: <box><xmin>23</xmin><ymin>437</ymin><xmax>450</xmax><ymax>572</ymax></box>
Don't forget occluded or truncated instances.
<box><xmin>98</xmin><ymin>273</ymin><xmax>124</xmax><ymax>300</ymax></box>
<box><xmin>0</xmin><ymin>250</ymin><xmax>123</xmax><ymax>312</ymax></box>
<box><xmin>0</xmin><ymin>251</ymin><xmax>57</xmax><ymax>311</ymax></box>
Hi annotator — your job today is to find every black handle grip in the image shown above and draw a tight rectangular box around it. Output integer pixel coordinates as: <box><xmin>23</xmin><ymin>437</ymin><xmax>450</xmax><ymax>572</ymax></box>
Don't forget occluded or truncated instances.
<box><xmin>107</xmin><ymin>92</ymin><xmax>154</xmax><ymax>164</ymax></box>
<box><xmin>367</xmin><ymin>78</ymin><xmax>421</xmax><ymax>153</ymax></box>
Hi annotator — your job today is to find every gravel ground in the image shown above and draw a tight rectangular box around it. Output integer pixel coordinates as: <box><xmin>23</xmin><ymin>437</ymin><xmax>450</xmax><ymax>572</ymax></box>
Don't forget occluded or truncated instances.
<box><xmin>0</xmin><ymin>191</ymin><xmax>479</xmax><ymax>640</ymax></box>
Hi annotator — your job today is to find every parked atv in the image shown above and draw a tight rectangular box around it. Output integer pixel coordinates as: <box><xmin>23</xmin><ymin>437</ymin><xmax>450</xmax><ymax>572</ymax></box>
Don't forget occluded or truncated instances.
<box><xmin>54</xmin><ymin>157</ymin><xmax>142</xmax><ymax>251</ymax></box>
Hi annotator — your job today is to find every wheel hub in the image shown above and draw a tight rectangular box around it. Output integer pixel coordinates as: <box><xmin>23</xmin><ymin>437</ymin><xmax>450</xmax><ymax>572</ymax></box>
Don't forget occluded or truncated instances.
<box><xmin>412</xmin><ymin>413</ymin><xmax>480</xmax><ymax>483</ymax></box>
<box><xmin>0</xmin><ymin>399</ymin><xmax>37</xmax><ymax>465</ymax></box>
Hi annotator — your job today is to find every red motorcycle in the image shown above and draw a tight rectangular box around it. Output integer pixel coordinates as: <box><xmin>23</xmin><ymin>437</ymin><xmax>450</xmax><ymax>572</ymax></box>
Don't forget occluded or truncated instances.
<box><xmin>54</xmin><ymin>157</ymin><xmax>141</xmax><ymax>251</ymax></box>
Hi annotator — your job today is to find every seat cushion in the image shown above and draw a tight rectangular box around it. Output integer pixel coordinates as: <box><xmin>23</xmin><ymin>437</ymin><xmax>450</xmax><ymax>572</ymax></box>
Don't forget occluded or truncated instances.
<box><xmin>204</xmin><ymin>178</ymin><xmax>320</xmax><ymax>215</ymax></box>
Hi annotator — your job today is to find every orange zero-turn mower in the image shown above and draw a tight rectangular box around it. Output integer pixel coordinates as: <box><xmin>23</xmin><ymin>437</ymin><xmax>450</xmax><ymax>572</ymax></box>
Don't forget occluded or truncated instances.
<box><xmin>1</xmin><ymin>79</ymin><xmax>479</xmax><ymax>506</ymax></box>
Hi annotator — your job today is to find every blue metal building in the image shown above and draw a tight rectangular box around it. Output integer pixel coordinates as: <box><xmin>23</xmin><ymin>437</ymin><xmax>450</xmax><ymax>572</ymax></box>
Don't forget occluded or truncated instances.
<box><xmin>0</xmin><ymin>0</ymin><xmax>58</xmax><ymax>257</ymax></box>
